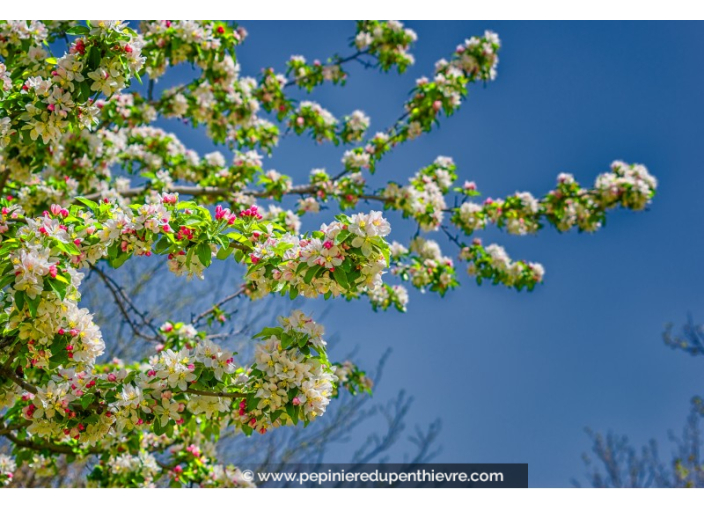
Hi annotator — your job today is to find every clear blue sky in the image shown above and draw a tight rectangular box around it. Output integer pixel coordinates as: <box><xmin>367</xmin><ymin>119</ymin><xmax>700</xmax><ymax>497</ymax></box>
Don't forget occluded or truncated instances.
<box><xmin>157</xmin><ymin>21</ymin><xmax>704</xmax><ymax>487</ymax></box>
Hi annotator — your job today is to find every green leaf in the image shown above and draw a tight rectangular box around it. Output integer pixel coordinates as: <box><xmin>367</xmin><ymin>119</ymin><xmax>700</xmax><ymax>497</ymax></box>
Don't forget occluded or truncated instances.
<box><xmin>79</xmin><ymin>394</ymin><xmax>95</xmax><ymax>410</ymax></box>
<box><xmin>226</xmin><ymin>232</ymin><xmax>251</xmax><ymax>246</ymax></box>
<box><xmin>216</xmin><ymin>246</ymin><xmax>233</xmax><ymax>260</ymax></box>
<box><xmin>335</xmin><ymin>230</ymin><xmax>351</xmax><ymax>244</ymax></box>
<box><xmin>26</xmin><ymin>294</ymin><xmax>40</xmax><ymax>318</ymax></box>
<box><xmin>48</xmin><ymin>278</ymin><xmax>67</xmax><ymax>301</ymax></box>
<box><xmin>280</xmin><ymin>333</ymin><xmax>294</xmax><ymax>350</ymax></box>
<box><xmin>332</xmin><ymin>269</ymin><xmax>349</xmax><ymax>289</ymax></box>
<box><xmin>196</xmin><ymin>243</ymin><xmax>212</xmax><ymax>267</ymax></box>
<box><xmin>14</xmin><ymin>291</ymin><xmax>25</xmax><ymax>312</ymax></box>
<box><xmin>66</xmin><ymin>25</ymin><xmax>90</xmax><ymax>35</ymax></box>
<box><xmin>87</xmin><ymin>46</ymin><xmax>101</xmax><ymax>70</ymax></box>
<box><xmin>153</xmin><ymin>419</ymin><xmax>166</xmax><ymax>436</ymax></box>
<box><xmin>0</xmin><ymin>273</ymin><xmax>15</xmax><ymax>290</ymax></box>
<box><xmin>75</xmin><ymin>197</ymin><xmax>98</xmax><ymax>210</ymax></box>
<box><xmin>303</xmin><ymin>265</ymin><xmax>322</xmax><ymax>285</ymax></box>
<box><xmin>78</xmin><ymin>80</ymin><xmax>92</xmax><ymax>102</ymax></box>
<box><xmin>153</xmin><ymin>236</ymin><xmax>170</xmax><ymax>255</ymax></box>
<box><xmin>253</xmin><ymin>327</ymin><xmax>281</xmax><ymax>340</ymax></box>
<box><xmin>107</xmin><ymin>242</ymin><xmax>119</xmax><ymax>261</ymax></box>
<box><xmin>109</xmin><ymin>252</ymin><xmax>130</xmax><ymax>269</ymax></box>
<box><xmin>286</xmin><ymin>403</ymin><xmax>299</xmax><ymax>425</ymax></box>
<box><xmin>123</xmin><ymin>371</ymin><xmax>137</xmax><ymax>385</ymax></box>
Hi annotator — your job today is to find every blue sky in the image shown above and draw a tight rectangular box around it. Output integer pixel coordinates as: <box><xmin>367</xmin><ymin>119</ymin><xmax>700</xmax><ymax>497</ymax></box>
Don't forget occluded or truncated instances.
<box><xmin>156</xmin><ymin>21</ymin><xmax>704</xmax><ymax>487</ymax></box>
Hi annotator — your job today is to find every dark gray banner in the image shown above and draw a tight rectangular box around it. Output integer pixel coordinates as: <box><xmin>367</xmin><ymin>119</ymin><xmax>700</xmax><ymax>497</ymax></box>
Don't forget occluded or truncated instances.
<box><xmin>245</xmin><ymin>463</ymin><xmax>529</xmax><ymax>488</ymax></box>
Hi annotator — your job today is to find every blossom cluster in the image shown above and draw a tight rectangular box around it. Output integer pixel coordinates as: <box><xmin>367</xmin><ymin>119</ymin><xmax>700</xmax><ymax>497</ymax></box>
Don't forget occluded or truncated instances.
<box><xmin>0</xmin><ymin>185</ymin><xmax>392</xmax><ymax>486</ymax></box>
<box><xmin>289</xmin><ymin>101</ymin><xmax>339</xmax><ymax>143</ymax></box>
<box><xmin>459</xmin><ymin>239</ymin><xmax>545</xmax><ymax>291</ymax></box>
<box><xmin>286</xmin><ymin>54</ymin><xmax>347</xmax><ymax>92</ymax></box>
<box><xmin>138</xmin><ymin>20</ymin><xmax>245</xmax><ymax>79</ymax></box>
<box><xmin>354</xmin><ymin>20</ymin><xmax>418</xmax><ymax>73</ymax></box>
<box><xmin>1</xmin><ymin>20</ymin><xmax>143</xmax><ymax>158</ymax></box>
<box><xmin>85</xmin><ymin>431</ymin><xmax>255</xmax><ymax>487</ymax></box>
<box><xmin>382</xmin><ymin>156</ymin><xmax>457</xmax><ymax>231</ymax></box>
<box><xmin>340</xmin><ymin>31</ymin><xmax>501</xmax><ymax>176</ymax></box>
<box><xmin>238</xmin><ymin>310</ymin><xmax>337</xmax><ymax>433</ymax></box>
<box><xmin>332</xmin><ymin>360</ymin><xmax>374</xmax><ymax>396</ymax></box>
<box><xmin>1</xmin><ymin>310</ymin><xmax>357</xmax><ymax>487</ymax></box>
<box><xmin>451</xmin><ymin>161</ymin><xmax>658</xmax><ymax>236</ymax></box>
<box><xmin>386</xmin><ymin>237</ymin><xmax>459</xmax><ymax>298</ymax></box>
<box><xmin>0</xmin><ymin>195</ymin><xmax>392</xmax><ymax>367</ymax></box>
<box><xmin>244</xmin><ymin>210</ymin><xmax>391</xmax><ymax>301</ymax></box>
<box><xmin>0</xmin><ymin>454</ymin><xmax>15</xmax><ymax>486</ymax></box>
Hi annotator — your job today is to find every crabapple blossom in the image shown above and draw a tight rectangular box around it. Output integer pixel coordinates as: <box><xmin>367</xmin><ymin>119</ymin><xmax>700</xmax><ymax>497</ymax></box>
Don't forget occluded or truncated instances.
<box><xmin>0</xmin><ymin>454</ymin><xmax>15</xmax><ymax>485</ymax></box>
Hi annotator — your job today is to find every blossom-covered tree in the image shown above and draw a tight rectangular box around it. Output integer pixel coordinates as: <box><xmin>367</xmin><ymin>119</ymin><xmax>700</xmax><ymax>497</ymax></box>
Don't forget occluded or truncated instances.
<box><xmin>0</xmin><ymin>20</ymin><xmax>657</xmax><ymax>487</ymax></box>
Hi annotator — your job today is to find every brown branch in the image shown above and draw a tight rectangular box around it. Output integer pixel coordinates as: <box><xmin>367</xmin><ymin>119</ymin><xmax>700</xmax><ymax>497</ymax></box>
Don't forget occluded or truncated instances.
<box><xmin>90</xmin><ymin>264</ymin><xmax>160</xmax><ymax>343</ymax></box>
<box><xmin>0</xmin><ymin>419</ymin><xmax>30</xmax><ymax>435</ymax></box>
<box><xmin>185</xmin><ymin>388</ymin><xmax>243</xmax><ymax>399</ymax></box>
<box><xmin>191</xmin><ymin>288</ymin><xmax>245</xmax><ymax>327</ymax></box>
<box><xmin>3</xmin><ymin>431</ymin><xmax>102</xmax><ymax>456</ymax></box>
<box><xmin>78</xmin><ymin>185</ymin><xmax>390</xmax><ymax>207</ymax></box>
<box><xmin>0</xmin><ymin>366</ymin><xmax>38</xmax><ymax>395</ymax></box>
